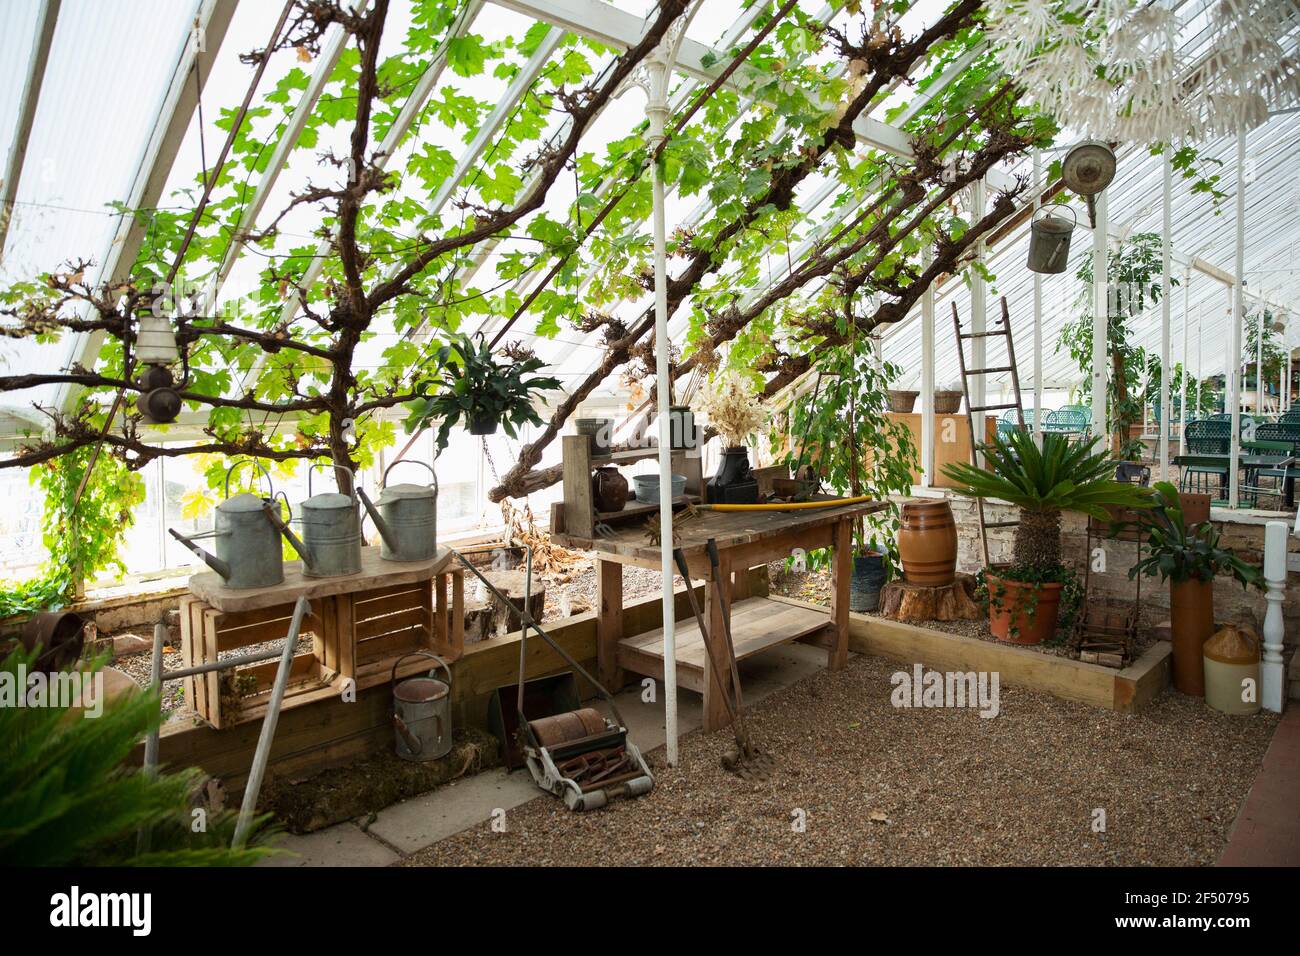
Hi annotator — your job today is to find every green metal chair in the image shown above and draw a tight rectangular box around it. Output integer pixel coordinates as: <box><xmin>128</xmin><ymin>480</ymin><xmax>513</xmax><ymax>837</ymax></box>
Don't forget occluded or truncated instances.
<box><xmin>1245</xmin><ymin>423</ymin><xmax>1300</xmax><ymax>507</ymax></box>
<box><xmin>1180</xmin><ymin>419</ymin><xmax>1230</xmax><ymax>498</ymax></box>
<box><xmin>1044</xmin><ymin>407</ymin><xmax>1089</xmax><ymax>440</ymax></box>
<box><xmin>1003</xmin><ymin>407</ymin><xmax>1050</xmax><ymax>430</ymax></box>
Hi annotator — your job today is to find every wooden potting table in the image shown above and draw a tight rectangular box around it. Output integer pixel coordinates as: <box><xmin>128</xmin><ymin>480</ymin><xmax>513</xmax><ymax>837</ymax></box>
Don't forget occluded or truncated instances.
<box><xmin>552</xmin><ymin>498</ymin><xmax>887</xmax><ymax>731</ymax></box>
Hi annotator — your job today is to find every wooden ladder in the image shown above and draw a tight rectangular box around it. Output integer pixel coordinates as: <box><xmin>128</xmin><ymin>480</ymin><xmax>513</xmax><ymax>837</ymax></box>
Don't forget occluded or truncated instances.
<box><xmin>951</xmin><ymin>296</ymin><xmax>1026</xmax><ymax>568</ymax></box>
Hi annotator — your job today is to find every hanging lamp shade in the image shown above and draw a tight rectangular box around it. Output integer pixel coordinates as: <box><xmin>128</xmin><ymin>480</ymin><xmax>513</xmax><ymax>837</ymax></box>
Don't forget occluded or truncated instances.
<box><xmin>135</xmin><ymin>312</ymin><xmax>180</xmax><ymax>365</ymax></box>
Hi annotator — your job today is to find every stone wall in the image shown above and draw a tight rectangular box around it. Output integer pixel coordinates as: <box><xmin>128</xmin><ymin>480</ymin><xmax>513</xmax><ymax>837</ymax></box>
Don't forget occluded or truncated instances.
<box><xmin>933</xmin><ymin>493</ymin><xmax>1298</xmax><ymax>644</ymax></box>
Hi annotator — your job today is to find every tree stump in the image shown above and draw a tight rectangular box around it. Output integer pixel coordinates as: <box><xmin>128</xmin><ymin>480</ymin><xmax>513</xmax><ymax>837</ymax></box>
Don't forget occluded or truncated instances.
<box><xmin>463</xmin><ymin>570</ymin><xmax>546</xmax><ymax>644</ymax></box>
<box><xmin>878</xmin><ymin>573</ymin><xmax>980</xmax><ymax>622</ymax></box>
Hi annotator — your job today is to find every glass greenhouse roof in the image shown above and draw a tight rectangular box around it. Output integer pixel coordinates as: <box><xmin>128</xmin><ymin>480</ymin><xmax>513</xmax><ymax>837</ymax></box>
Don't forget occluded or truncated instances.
<box><xmin>1</xmin><ymin>0</ymin><xmax>1298</xmax><ymax>431</ymax></box>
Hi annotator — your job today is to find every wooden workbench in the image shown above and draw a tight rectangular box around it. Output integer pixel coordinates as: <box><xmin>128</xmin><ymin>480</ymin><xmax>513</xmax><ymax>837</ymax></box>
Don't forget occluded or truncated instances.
<box><xmin>553</xmin><ymin>497</ymin><xmax>888</xmax><ymax>731</ymax></box>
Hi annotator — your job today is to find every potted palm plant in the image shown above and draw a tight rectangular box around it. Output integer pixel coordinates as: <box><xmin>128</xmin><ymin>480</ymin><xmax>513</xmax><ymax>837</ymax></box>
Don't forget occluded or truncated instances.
<box><xmin>943</xmin><ymin>429</ymin><xmax>1150</xmax><ymax>644</ymax></box>
<box><xmin>404</xmin><ymin>333</ymin><xmax>561</xmax><ymax>451</ymax></box>
<box><xmin>1127</xmin><ymin>481</ymin><xmax>1262</xmax><ymax>695</ymax></box>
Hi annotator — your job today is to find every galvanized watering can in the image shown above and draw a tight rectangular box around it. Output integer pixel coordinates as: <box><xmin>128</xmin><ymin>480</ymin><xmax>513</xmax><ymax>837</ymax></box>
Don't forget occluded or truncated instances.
<box><xmin>357</xmin><ymin>460</ymin><xmax>438</xmax><ymax>563</ymax></box>
<box><xmin>392</xmin><ymin>651</ymin><xmax>453</xmax><ymax>761</ymax></box>
<box><xmin>289</xmin><ymin>464</ymin><xmax>363</xmax><ymax>578</ymax></box>
<box><xmin>168</xmin><ymin>462</ymin><xmax>292</xmax><ymax>589</ymax></box>
<box><xmin>1027</xmin><ymin>204</ymin><xmax>1076</xmax><ymax>275</ymax></box>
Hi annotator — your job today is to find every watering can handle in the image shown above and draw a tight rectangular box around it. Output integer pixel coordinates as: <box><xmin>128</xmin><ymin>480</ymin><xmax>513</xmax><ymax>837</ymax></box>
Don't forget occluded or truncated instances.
<box><xmin>225</xmin><ymin>460</ymin><xmax>273</xmax><ymax>498</ymax></box>
<box><xmin>382</xmin><ymin>458</ymin><xmax>437</xmax><ymax>495</ymax></box>
<box><xmin>272</xmin><ymin>490</ymin><xmax>293</xmax><ymax>523</ymax></box>
<box><xmin>390</xmin><ymin>649</ymin><xmax>451</xmax><ymax>688</ymax></box>
<box><xmin>308</xmin><ymin>462</ymin><xmax>358</xmax><ymax>501</ymax></box>
<box><xmin>1032</xmin><ymin>202</ymin><xmax>1078</xmax><ymax>228</ymax></box>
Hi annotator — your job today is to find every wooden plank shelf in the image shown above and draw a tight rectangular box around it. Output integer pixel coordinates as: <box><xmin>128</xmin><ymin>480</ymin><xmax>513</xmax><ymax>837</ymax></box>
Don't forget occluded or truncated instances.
<box><xmin>589</xmin><ymin>446</ymin><xmax>674</xmax><ymax>465</ymax></box>
<box><xmin>596</xmin><ymin>494</ymin><xmax>700</xmax><ymax>523</ymax></box>
<box><xmin>616</xmin><ymin>596</ymin><xmax>831</xmax><ymax>693</ymax></box>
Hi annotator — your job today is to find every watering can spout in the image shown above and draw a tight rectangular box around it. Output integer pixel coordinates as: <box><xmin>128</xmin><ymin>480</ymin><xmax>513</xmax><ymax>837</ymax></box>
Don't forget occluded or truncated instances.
<box><xmin>357</xmin><ymin>487</ymin><xmax>399</xmax><ymax>555</ymax></box>
<box><xmin>261</xmin><ymin>502</ymin><xmax>318</xmax><ymax>574</ymax></box>
<box><xmin>169</xmin><ymin>528</ymin><xmax>231</xmax><ymax>580</ymax></box>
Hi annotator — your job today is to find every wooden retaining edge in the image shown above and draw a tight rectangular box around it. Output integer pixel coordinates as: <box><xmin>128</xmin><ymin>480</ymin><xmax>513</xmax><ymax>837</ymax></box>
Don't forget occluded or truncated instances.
<box><xmin>770</xmin><ymin>594</ymin><xmax>1171</xmax><ymax>713</ymax></box>
<box><xmin>129</xmin><ymin>567</ymin><xmax>768</xmax><ymax>790</ymax></box>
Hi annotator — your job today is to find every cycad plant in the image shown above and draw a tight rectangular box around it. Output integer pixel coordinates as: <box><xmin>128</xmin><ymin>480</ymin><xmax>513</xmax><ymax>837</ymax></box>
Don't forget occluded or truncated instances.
<box><xmin>943</xmin><ymin>429</ymin><xmax>1150</xmax><ymax>571</ymax></box>
<box><xmin>0</xmin><ymin>647</ymin><xmax>275</xmax><ymax>866</ymax></box>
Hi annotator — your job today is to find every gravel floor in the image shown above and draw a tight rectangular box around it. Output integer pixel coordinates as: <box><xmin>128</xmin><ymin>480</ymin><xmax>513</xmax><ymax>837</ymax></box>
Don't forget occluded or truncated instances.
<box><xmin>401</xmin><ymin>653</ymin><xmax>1277</xmax><ymax>867</ymax></box>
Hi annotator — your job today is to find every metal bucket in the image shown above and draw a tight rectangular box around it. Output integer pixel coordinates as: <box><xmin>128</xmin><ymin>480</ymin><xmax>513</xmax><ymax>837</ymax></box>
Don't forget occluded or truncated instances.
<box><xmin>1028</xmin><ymin>204</ymin><xmax>1076</xmax><ymax>274</ymax></box>
<box><xmin>392</xmin><ymin>651</ymin><xmax>453</xmax><ymax>761</ymax></box>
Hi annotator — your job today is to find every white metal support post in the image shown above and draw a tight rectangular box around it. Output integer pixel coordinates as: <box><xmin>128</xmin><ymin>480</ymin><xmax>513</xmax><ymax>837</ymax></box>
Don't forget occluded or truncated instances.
<box><xmin>634</xmin><ymin>3</ymin><xmax>697</xmax><ymax>767</ymax></box>
<box><xmin>1092</xmin><ymin>190</ymin><xmax>1109</xmax><ymax>445</ymax></box>
<box><xmin>920</xmin><ymin>246</ymin><xmax>934</xmax><ymax>485</ymax></box>
<box><xmin>1160</xmin><ymin>153</ymin><xmax>1172</xmax><ymax>480</ymax></box>
<box><xmin>1180</xmin><ymin>264</ymin><xmax>1190</xmax><ymax>455</ymax></box>
<box><xmin>1032</xmin><ymin>150</ymin><xmax>1043</xmax><ymax>445</ymax></box>
<box><xmin>1229</xmin><ymin>129</ymin><xmax>1246</xmax><ymax>508</ymax></box>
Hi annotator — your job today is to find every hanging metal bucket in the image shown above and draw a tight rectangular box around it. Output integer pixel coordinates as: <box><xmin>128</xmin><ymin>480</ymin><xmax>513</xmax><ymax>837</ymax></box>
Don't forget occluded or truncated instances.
<box><xmin>392</xmin><ymin>651</ymin><xmax>453</xmax><ymax>762</ymax></box>
<box><xmin>1027</xmin><ymin>204</ymin><xmax>1076</xmax><ymax>274</ymax></box>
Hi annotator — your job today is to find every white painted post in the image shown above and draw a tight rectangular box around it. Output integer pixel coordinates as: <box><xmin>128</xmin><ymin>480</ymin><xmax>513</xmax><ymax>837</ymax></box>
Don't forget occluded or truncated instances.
<box><xmin>1092</xmin><ymin>190</ymin><xmax>1109</xmax><ymax>446</ymax></box>
<box><xmin>1229</xmin><ymin>129</ymin><xmax>1246</xmax><ymax>508</ymax></box>
<box><xmin>1032</xmin><ymin>149</ymin><xmax>1044</xmax><ymax>446</ymax></box>
<box><xmin>1261</xmin><ymin>521</ymin><xmax>1287</xmax><ymax>713</ymax></box>
<box><xmin>1279</xmin><ymin>345</ymin><xmax>1289</xmax><ymax>413</ymax></box>
<box><xmin>1180</xmin><ymin>265</ymin><xmax>1190</xmax><ymax>455</ymax></box>
<box><xmin>921</xmin><ymin>246</ymin><xmax>935</xmax><ymax>486</ymax></box>
<box><xmin>1255</xmin><ymin>289</ymin><xmax>1264</xmax><ymax>415</ymax></box>
<box><xmin>638</xmin><ymin>4</ymin><xmax>697</xmax><ymax>767</ymax></box>
<box><xmin>1160</xmin><ymin>153</ymin><xmax>1172</xmax><ymax>480</ymax></box>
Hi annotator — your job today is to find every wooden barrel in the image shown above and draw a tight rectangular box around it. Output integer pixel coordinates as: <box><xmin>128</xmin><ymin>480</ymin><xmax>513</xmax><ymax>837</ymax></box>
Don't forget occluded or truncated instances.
<box><xmin>898</xmin><ymin>500</ymin><xmax>958</xmax><ymax>586</ymax></box>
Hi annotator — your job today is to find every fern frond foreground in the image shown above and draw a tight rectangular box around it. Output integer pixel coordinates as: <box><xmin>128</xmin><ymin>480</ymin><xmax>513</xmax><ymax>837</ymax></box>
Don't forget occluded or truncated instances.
<box><xmin>942</xmin><ymin>430</ymin><xmax>1151</xmax><ymax>519</ymax></box>
<box><xmin>0</xmin><ymin>648</ymin><xmax>276</xmax><ymax>866</ymax></box>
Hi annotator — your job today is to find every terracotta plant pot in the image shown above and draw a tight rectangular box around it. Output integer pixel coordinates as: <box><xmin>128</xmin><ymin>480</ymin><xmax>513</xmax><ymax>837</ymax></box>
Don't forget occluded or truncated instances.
<box><xmin>986</xmin><ymin>574</ymin><xmax>1062</xmax><ymax>644</ymax></box>
<box><xmin>1169</xmin><ymin>577</ymin><xmax>1215</xmax><ymax>696</ymax></box>
<box><xmin>897</xmin><ymin>499</ymin><xmax>958</xmax><ymax>586</ymax></box>
<box><xmin>933</xmin><ymin>390</ymin><xmax>962</xmax><ymax>414</ymax></box>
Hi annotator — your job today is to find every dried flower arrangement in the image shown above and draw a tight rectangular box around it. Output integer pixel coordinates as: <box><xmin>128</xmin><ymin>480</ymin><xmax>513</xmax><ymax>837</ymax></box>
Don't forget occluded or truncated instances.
<box><xmin>694</xmin><ymin>372</ymin><xmax>769</xmax><ymax>448</ymax></box>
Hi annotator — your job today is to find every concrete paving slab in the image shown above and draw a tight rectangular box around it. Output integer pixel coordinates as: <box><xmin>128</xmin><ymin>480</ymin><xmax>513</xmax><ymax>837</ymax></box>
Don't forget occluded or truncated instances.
<box><xmin>259</xmin><ymin>822</ymin><xmax>398</xmax><ymax>867</ymax></box>
<box><xmin>365</xmin><ymin>767</ymin><xmax>540</xmax><ymax>853</ymax></box>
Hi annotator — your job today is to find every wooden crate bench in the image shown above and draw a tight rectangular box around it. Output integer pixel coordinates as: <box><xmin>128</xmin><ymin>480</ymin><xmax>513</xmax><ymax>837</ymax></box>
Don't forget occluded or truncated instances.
<box><xmin>182</xmin><ymin>547</ymin><xmax>464</xmax><ymax>725</ymax></box>
<box><xmin>348</xmin><ymin>569</ymin><xmax>465</xmax><ymax>690</ymax></box>
<box><xmin>180</xmin><ymin>595</ymin><xmax>338</xmax><ymax>729</ymax></box>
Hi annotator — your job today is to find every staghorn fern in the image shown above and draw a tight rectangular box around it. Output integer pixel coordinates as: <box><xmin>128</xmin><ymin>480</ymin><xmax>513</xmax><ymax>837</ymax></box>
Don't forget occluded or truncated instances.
<box><xmin>0</xmin><ymin>647</ymin><xmax>277</xmax><ymax>866</ymax></box>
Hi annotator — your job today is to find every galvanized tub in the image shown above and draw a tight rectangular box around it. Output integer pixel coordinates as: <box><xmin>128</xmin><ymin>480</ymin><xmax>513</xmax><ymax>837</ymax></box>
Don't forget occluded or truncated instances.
<box><xmin>392</xmin><ymin>651</ymin><xmax>453</xmax><ymax>761</ymax></box>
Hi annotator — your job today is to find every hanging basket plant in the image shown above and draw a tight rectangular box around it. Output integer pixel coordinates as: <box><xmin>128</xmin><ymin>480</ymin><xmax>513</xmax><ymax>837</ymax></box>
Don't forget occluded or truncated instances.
<box><xmin>404</xmin><ymin>333</ymin><xmax>562</xmax><ymax>451</ymax></box>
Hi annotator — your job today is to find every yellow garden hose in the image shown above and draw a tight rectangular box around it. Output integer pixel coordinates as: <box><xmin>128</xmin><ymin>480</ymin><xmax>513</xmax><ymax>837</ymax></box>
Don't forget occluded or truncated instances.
<box><xmin>697</xmin><ymin>495</ymin><xmax>875</xmax><ymax>512</ymax></box>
